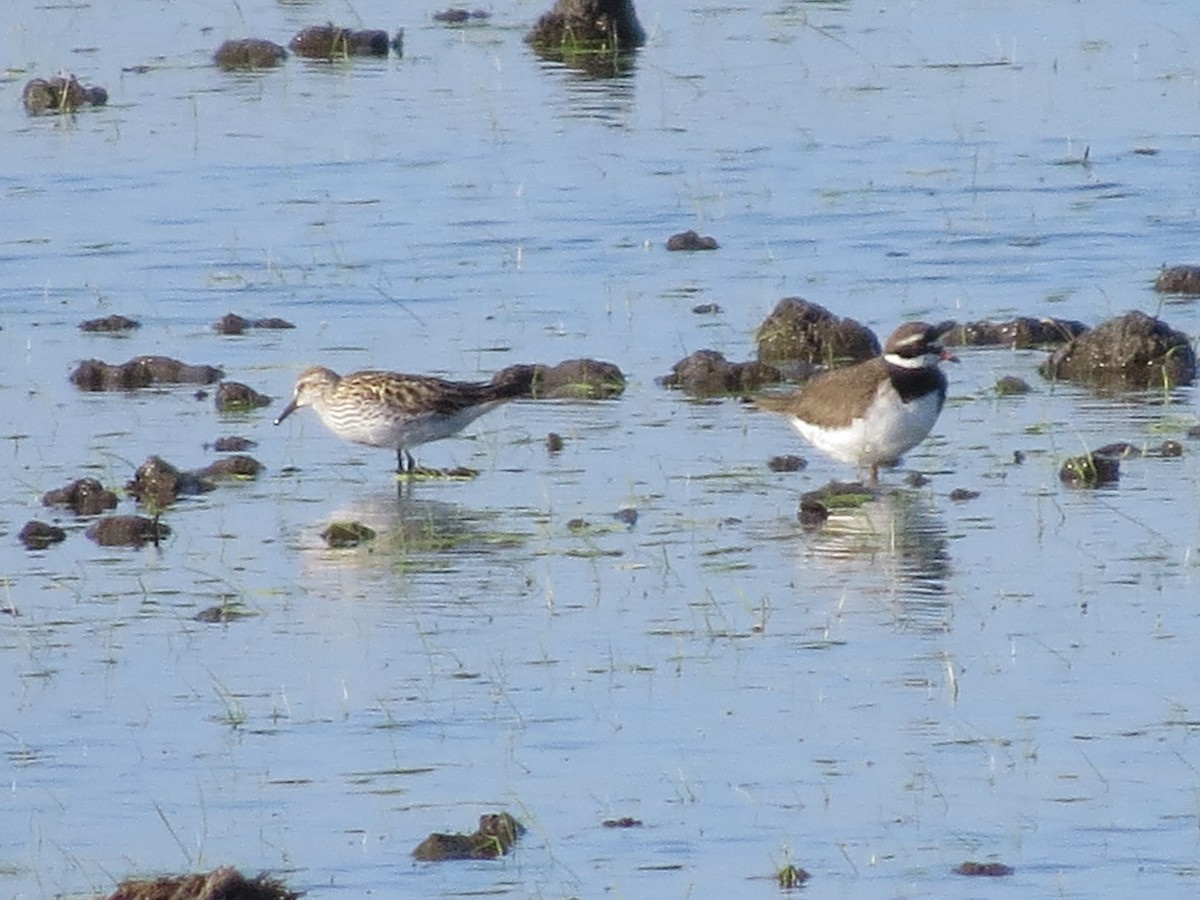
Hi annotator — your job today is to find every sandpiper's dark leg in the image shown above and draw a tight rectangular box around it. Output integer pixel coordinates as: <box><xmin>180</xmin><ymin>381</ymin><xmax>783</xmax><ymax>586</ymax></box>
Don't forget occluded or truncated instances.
<box><xmin>396</xmin><ymin>448</ymin><xmax>417</xmax><ymax>474</ymax></box>
<box><xmin>868</xmin><ymin>462</ymin><xmax>880</xmax><ymax>484</ymax></box>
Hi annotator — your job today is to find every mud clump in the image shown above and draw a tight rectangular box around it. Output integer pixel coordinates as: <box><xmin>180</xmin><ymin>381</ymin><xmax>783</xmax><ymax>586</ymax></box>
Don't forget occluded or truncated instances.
<box><xmin>798</xmin><ymin>481</ymin><xmax>874</xmax><ymax>528</ymax></box>
<box><xmin>660</xmin><ymin>349</ymin><xmax>784</xmax><ymax>398</ymax></box>
<box><xmin>526</xmin><ymin>0</ymin><xmax>644</xmax><ymax>74</ymax></box>
<box><xmin>215</xmin><ymin>381</ymin><xmax>272</xmax><ymax>412</ymax></box>
<box><xmin>955</xmin><ymin>861</ymin><xmax>1013</xmax><ymax>877</ymax></box>
<box><xmin>943</xmin><ymin>316</ymin><xmax>1086</xmax><ymax>348</ymax></box>
<box><xmin>79</xmin><ymin>315</ymin><xmax>140</xmax><ymax>333</ymax></box>
<box><xmin>768</xmin><ymin>454</ymin><xmax>807</xmax><ymax>473</ymax></box>
<box><xmin>23</xmin><ymin>75</ymin><xmax>108</xmax><ymax>115</ymax></box>
<box><xmin>994</xmin><ymin>375</ymin><xmax>1031</xmax><ymax>396</ymax></box>
<box><xmin>777</xmin><ymin>864</ymin><xmax>810</xmax><ymax>889</ymax></box>
<box><xmin>532</xmin><ymin>358</ymin><xmax>626</xmax><ymax>399</ymax></box>
<box><xmin>213</xmin><ymin>313</ymin><xmax>296</xmax><ymax>335</ymax></box>
<box><xmin>71</xmin><ymin>356</ymin><xmax>223</xmax><ymax>391</ymax></box>
<box><xmin>755</xmin><ymin>298</ymin><xmax>879</xmax><ymax>368</ymax></box>
<box><xmin>1038</xmin><ymin>311</ymin><xmax>1195</xmax><ymax>389</ymax></box>
<box><xmin>43</xmin><ymin>477</ymin><xmax>119</xmax><ymax>516</ymax></box>
<box><xmin>213</xmin><ymin>38</ymin><xmax>288</xmax><ymax>70</ymax></box>
<box><xmin>433</xmin><ymin>8</ymin><xmax>492</xmax><ymax>24</ymax></box>
<box><xmin>1059</xmin><ymin>452</ymin><xmax>1120</xmax><ymax>487</ymax></box>
<box><xmin>321</xmin><ymin>521</ymin><xmax>376</xmax><ymax>548</ymax></box>
<box><xmin>18</xmin><ymin>521</ymin><xmax>67</xmax><ymax>550</ymax></box>
<box><xmin>412</xmin><ymin>812</ymin><xmax>524</xmax><ymax>861</ymax></box>
<box><xmin>194</xmin><ymin>455</ymin><xmax>264</xmax><ymax>480</ymax></box>
<box><xmin>86</xmin><ymin>515</ymin><xmax>171</xmax><ymax>548</ymax></box>
<box><xmin>127</xmin><ymin>456</ymin><xmax>216</xmax><ymax>509</ymax></box>
<box><xmin>99</xmin><ymin>866</ymin><xmax>298</xmax><ymax>900</ymax></box>
<box><xmin>290</xmin><ymin>24</ymin><xmax>398</xmax><ymax>58</ymax></box>
<box><xmin>210</xmin><ymin>436</ymin><xmax>258</xmax><ymax>452</ymax></box>
<box><xmin>1154</xmin><ymin>265</ymin><xmax>1200</xmax><ymax>294</ymax></box>
<box><xmin>666</xmin><ymin>229</ymin><xmax>719</xmax><ymax>251</ymax></box>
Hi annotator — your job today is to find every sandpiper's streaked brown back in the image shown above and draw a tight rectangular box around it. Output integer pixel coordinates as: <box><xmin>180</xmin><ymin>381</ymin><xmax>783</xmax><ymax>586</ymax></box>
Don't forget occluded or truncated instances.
<box><xmin>275</xmin><ymin>364</ymin><xmax>536</xmax><ymax>473</ymax></box>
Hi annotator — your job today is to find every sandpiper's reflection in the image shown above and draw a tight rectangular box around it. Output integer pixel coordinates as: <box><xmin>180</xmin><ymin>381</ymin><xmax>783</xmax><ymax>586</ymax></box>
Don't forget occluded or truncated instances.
<box><xmin>795</xmin><ymin>486</ymin><xmax>951</xmax><ymax>632</ymax></box>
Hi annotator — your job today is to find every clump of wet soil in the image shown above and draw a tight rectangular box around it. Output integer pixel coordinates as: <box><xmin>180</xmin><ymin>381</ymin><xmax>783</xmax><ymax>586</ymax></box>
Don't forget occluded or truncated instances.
<box><xmin>23</xmin><ymin>75</ymin><xmax>108</xmax><ymax>115</ymax></box>
<box><xmin>70</xmin><ymin>356</ymin><xmax>222</xmax><ymax>391</ymax></box>
<box><xmin>127</xmin><ymin>456</ymin><xmax>216</xmax><ymax>509</ymax></box>
<box><xmin>532</xmin><ymin>358</ymin><xmax>626</xmax><ymax>399</ymax></box>
<box><xmin>666</xmin><ymin>229</ymin><xmax>719</xmax><ymax>251</ymax></box>
<box><xmin>126</xmin><ymin>455</ymin><xmax>264</xmax><ymax>508</ymax></box>
<box><xmin>777</xmin><ymin>863</ymin><xmax>811</xmax><ymax>889</ymax></box>
<box><xmin>43</xmin><ymin>477</ymin><xmax>119</xmax><ymax>516</ymax></box>
<box><xmin>213</xmin><ymin>313</ymin><xmax>296</xmax><ymax>335</ymax></box>
<box><xmin>79</xmin><ymin>315</ymin><xmax>140</xmax><ymax>333</ymax></box>
<box><xmin>213</xmin><ymin>38</ymin><xmax>288</xmax><ymax>71</ymax></box>
<box><xmin>755</xmin><ymin>298</ymin><xmax>879</xmax><ymax>369</ymax></box>
<box><xmin>86</xmin><ymin>515</ymin><xmax>171</xmax><ymax>548</ymax></box>
<box><xmin>943</xmin><ymin>316</ymin><xmax>1086</xmax><ymax>348</ymax></box>
<box><xmin>18</xmin><ymin>521</ymin><xmax>67</xmax><ymax>550</ymax></box>
<box><xmin>98</xmin><ymin>866</ymin><xmax>298</xmax><ymax>900</ymax></box>
<box><xmin>433</xmin><ymin>8</ymin><xmax>492</xmax><ymax>24</ymax></box>
<box><xmin>955</xmin><ymin>861</ymin><xmax>1013</xmax><ymax>877</ymax></box>
<box><xmin>289</xmin><ymin>24</ymin><xmax>399</xmax><ymax>58</ymax></box>
<box><xmin>798</xmin><ymin>481</ymin><xmax>875</xmax><ymax>528</ymax></box>
<box><xmin>210</xmin><ymin>436</ymin><xmax>258</xmax><ymax>452</ymax></box>
<box><xmin>194</xmin><ymin>455</ymin><xmax>264</xmax><ymax>480</ymax></box>
<box><xmin>994</xmin><ymin>375</ymin><xmax>1031</xmax><ymax>396</ymax></box>
<box><xmin>1153</xmin><ymin>265</ymin><xmax>1200</xmax><ymax>294</ymax></box>
<box><xmin>526</xmin><ymin>0</ymin><xmax>645</xmax><ymax>51</ymax></box>
<box><xmin>321</xmin><ymin>521</ymin><xmax>377</xmax><ymax>548</ymax></box>
<box><xmin>659</xmin><ymin>349</ymin><xmax>785</xmax><ymax>397</ymax></box>
<box><xmin>215</xmin><ymin>381</ymin><xmax>272</xmax><ymax>412</ymax></box>
<box><xmin>1059</xmin><ymin>452</ymin><xmax>1120</xmax><ymax>487</ymax></box>
<box><xmin>1038</xmin><ymin>311</ymin><xmax>1195</xmax><ymax>389</ymax></box>
<box><xmin>412</xmin><ymin>812</ymin><xmax>524</xmax><ymax>861</ymax></box>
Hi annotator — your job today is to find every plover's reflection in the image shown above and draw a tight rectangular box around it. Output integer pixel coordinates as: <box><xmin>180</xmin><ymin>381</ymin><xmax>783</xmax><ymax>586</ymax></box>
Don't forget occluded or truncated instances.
<box><xmin>797</xmin><ymin>487</ymin><xmax>951</xmax><ymax>632</ymax></box>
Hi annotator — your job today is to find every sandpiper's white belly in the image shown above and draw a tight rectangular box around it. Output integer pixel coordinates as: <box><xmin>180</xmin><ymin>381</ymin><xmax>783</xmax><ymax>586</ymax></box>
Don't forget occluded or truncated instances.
<box><xmin>791</xmin><ymin>382</ymin><xmax>943</xmax><ymax>467</ymax></box>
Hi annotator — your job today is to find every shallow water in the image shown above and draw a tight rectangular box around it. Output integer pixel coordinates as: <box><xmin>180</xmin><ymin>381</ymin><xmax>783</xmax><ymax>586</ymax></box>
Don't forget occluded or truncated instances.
<box><xmin>3</xmin><ymin>1</ymin><xmax>1200</xmax><ymax>898</ymax></box>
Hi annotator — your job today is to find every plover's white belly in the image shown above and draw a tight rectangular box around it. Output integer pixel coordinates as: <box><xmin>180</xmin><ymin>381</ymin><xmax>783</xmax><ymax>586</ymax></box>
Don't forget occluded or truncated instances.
<box><xmin>791</xmin><ymin>383</ymin><xmax>942</xmax><ymax>467</ymax></box>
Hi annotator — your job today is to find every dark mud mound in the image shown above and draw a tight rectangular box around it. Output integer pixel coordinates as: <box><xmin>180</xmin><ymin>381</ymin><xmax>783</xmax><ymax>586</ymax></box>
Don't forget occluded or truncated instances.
<box><xmin>1038</xmin><ymin>311</ymin><xmax>1195</xmax><ymax>389</ymax></box>
<box><xmin>659</xmin><ymin>349</ymin><xmax>784</xmax><ymax>398</ymax></box>
<box><xmin>526</xmin><ymin>0</ymin><xmax>644</xmax><ymax>75</ymax></box>
<box><xmin>290</xmin><ymin>24</ymin><xmax>398</xmax><ymax>58</ymax></box>
<box><xmin>215</xmin><ymin>382</ymin><xmax>272</xmax><ymax>412</ymax></box>
<box><xmin>194</xmin><ymin>455</ymin><xmax>264</xmax><ymax>480</ymax></box>
<box><xmin>412</xmin><ymin>812</ymin><xmax>524</xmax><ymax>861</ymax></box>
<box><xmin>80</xmin><ymin>315</ymin><xmax>140</xmax><ymax>333</ymax></box>
<box><xmin>23</xmin><ymin>75</ymin><xmax>108</xmax><ymax>114</ymax></box>
<box><xmin>71</xmin><ymin>356</ymin><xmax>223</xmax><ymax>391</ymax></box>
<box><xmin>532</xmin><ymin>359</ymin><xmax>626</xmax><ymax>399</ymax></box>
<box><xmin>43</xmin><ymin>477</ymin><xmax>119</xmax><ymax>516</ymax></box>
<box><xmin>100</xmin><ymin>867</ymin><xmax>298</xmax><ymax>900</ymax></box>
<box><xmin>321</xmin><ymin>521</ymin><xmax>376</xmax><ymax>548</ymax></box>
<box><xmin>666</xmin><ymin>229</ymin><xmax>718</xmax><ymax>251</ymax></box>
<box><xmin>213</xmin><ymin>38</ymin><xmax>288</xmax><ymax>70</ymax></box>
<box><xmin>213</xmin><ymin>313</ymin><xmax>296</xmax><ymax>335</ymax></box>
<box><xmin>87</xmin><ymin>516</ymin><xmax>171</xmax><ymax>548</ymax></box>
<box><xmin>433</xmin><ymin>8</ymin><xmax>492</xmax><ymax>24</ymax></box>
<box><xmin>127</xmin><ymin>456</ymin><xmax>216</xmax><ymax>509</ymax></box>
<box><xmin>755</xmin><ymin>298</ymin><xmax>879</xmax><ymax>368</ymax></box>
<box><xmin>19</xmin><ymin>521</ymin><xmax>67</xmax><ymax>550</ymax></box>
<box><xmin>1154</xmin><ymin>265</ymin><xmax>1200</xmax><ymax>294</ymax></box>
<box><xmin>944</xmin><ymin>316</ymin><xmax>1086</xmax><ymax>348</ymax></box>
